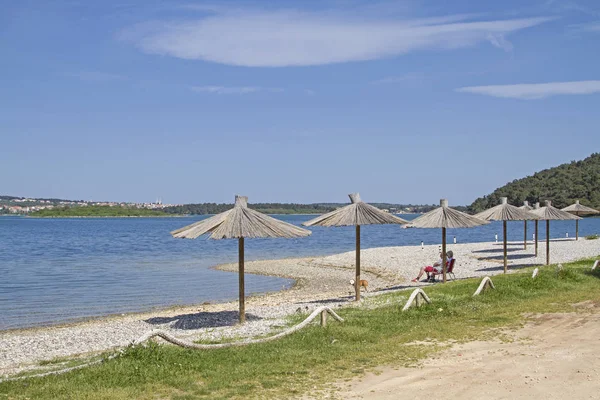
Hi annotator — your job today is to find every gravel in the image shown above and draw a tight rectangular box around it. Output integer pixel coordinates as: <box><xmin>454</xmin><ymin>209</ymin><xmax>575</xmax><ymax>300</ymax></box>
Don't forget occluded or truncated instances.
<box><xmin>1</xmin><ymin>238</ymin><xmax>598</xmax><ymax>377</ymax></box>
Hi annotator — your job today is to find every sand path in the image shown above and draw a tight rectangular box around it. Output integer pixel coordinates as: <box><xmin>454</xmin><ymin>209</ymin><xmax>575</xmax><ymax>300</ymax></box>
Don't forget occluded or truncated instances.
<box><xmin>333</xmin><ymin>304</ymin><xmax>600</xmax><ymax>399</ymax></box>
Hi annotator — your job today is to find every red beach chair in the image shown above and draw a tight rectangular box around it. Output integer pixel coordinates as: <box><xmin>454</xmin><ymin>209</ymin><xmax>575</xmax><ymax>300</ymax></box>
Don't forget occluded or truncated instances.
<box><xmin>431</xmin><ymin>259</ymin><xmax>456</xmax><ymax>282</ymax></box>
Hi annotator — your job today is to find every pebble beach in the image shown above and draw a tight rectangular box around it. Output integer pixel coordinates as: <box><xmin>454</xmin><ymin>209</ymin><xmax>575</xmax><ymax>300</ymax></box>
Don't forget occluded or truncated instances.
<box><xmin>1</xmin><ymin>238</ymin><xmax>599</xmax><ymax>377</ymax></box>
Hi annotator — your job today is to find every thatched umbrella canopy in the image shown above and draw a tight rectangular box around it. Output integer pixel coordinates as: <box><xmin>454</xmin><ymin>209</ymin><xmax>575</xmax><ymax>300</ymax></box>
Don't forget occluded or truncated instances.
<box><xmin>171</xmin><ymin>195</ymin><xmax>311</xmax><ymax>323</ymax></box>
<box><xmin>561</xmin><ymin>200</ymin><xmax>599</xmax><ymax>240</ymax></box>
<box><xmin>519</xmin><ymin>201</ymin><xmax>534</xmax><ymax>250</ymax></box>
<box><xmin>529</xmin><ymin>200</ymin><xmax>581</xmax><ymax>265</ymax></box>
<box><xmin>302</xmin><ymin>193</ymin><xmax>409</xmax><ymax>301</ymax></box>
<box><xmin>475</xmin><ymin>197</ymin><xmax>539</xmax><ymax>274</ymax></box>
<box><xmin>408</xmin><ymin>199</ymin><xmax>489</xmax><ymax>282</ymax></box>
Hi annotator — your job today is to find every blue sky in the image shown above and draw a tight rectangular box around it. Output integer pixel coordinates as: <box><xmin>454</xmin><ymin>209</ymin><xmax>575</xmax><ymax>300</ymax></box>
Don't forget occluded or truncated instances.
<box><xmin>1</xmin><ymin>0</ymin><xmax>599</xmax><ymax>205</ymax></box>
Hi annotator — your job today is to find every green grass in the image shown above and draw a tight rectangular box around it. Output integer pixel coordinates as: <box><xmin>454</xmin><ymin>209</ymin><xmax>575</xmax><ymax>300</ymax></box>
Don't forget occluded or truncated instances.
<box><xmin>586</xmin><ymin>234</ymin><xmax>599</xmax><ymax>240</ymax></box>
<box><xmin>1</xmin><ymin>257</ymin><xmax>599</xmax><ymax>399</ymax></box>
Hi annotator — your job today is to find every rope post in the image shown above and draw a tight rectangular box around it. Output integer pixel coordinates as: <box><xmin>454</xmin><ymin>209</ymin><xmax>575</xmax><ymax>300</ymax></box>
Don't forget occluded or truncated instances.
<box><xmin>320</xmin><ymin>309</ymin><xmax>328</xmax><ymax>327</ymax></box>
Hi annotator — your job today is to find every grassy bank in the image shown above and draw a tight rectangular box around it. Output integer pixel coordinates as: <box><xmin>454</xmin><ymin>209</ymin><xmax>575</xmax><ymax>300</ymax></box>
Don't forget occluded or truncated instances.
<box><xmin>2</xmin><ymin>257</ymin><xmax>599</xmax><ymax>399</ymax></box>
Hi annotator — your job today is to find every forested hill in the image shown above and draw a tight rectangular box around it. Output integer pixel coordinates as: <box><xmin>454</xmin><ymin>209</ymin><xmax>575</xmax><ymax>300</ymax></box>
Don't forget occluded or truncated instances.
<box><xmin>469</xmin><ymin>153</ymin><xmax>600</xmax><ymax>213</ymax></box>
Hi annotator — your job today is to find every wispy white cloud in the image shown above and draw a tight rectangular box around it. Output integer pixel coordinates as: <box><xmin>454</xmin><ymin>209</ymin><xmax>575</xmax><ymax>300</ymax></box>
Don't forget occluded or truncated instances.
<box><xmin>120</xmin><ymin>9</ymin><xmax>553</xmax><ymax>67</ymax></box>
<box><xmin>569</xmin><ymin>21</ymin><xmax>600</xmax><ymax>33</ymax></box>
<box><xmin>456</xmin><ymin>80</ymin><xmax>600</xmax><ymax>99</ymax></box>
<box><xmin>486</xmin><ymin>34</ymin><xmax>514</xmax><ymax>52</ymax></box>
<box><xmin>191</xmin><ymin>86</ymin><xmax>283</xmax><ymax>94</ymax></box>
<box><xmin>371</xmin><ymin>72</ymin><xmax>425</xmax><ymax>85</ymax></box>
<box><xmin>69</xmin><ymin>71</ymin><xmax>126</xmax><ymax>82</ymax></box>
<box><xmin>544</xmin><ymin>0</ymin><xmax>599</xmax><ymax>17</ymax></box>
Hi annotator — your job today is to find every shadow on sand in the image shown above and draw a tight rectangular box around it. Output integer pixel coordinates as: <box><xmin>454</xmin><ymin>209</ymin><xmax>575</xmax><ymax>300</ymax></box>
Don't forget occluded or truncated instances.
<box><xmin>491</xmin><ymin>238</ymin><xmax>574</xmax><ymax>246</ymax></box>
<box><xmin>472</xmin><ymin>247</ymin><xmax>523</xmax><ymax>254</ymax></box>
<box><xmin>477</xmin><ymin>253</ymin><xmax>537</xmax><ymax>262</ymax></box>
<box><xmin>476</xmin><ymin>263</ymin><xmax>539</xmax><ymax>272</ymax></box>
<box><xmin>301</xmin><ymin>297</ymin><xmax>351</xmax><ymax>305</ymax></box>
<box><xmin>145</xmin><ymin>311</ymin><xmax>261</xmax><ymax>330</ymax></box>
<box><xmin>377</xmin><ymin>284</ymin><xmax>419</xmax><ymax>292</ymax></box>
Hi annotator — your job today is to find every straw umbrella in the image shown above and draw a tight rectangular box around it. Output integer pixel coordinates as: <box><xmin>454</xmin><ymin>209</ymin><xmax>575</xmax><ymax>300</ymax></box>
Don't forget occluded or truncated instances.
<box><xmin>171</xmin><ymin>195</ymin><xmax>311</xmax><ymax>323</ymax></box>
<box><xmin>519</xmin><ymin>201</ymin><xmax>533</xmax><ymax>250</ymax></box>
<box><xmin>529</xmin><ymin>200</ymin><xmax>581</xmax><ymax>265</ymax></box>
<box><xmin>475</xmin><ymin>197</ymin><xmax>539</xmax><ymax>274</ymax></box>
<box><xmin>561</xmin><ymin>200</ymin><xmax>599</xmax><ymax>240</ymax></box>
<box><xmin>409</xmin><ymin>199</ymin><xmax>489</xmax><ymax>282</ymax></box>
<box><xmin>302</xmin><ymin>193</ymin><xmax>409</xmax><ymax>301</ymax></box>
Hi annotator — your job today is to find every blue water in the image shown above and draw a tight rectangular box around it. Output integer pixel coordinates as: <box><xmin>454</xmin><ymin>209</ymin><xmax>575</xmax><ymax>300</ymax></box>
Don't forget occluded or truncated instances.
<box><xmin>1</xmin><ymin>215</ymin><xmax>599</xmax><ymax>330</ymax></box>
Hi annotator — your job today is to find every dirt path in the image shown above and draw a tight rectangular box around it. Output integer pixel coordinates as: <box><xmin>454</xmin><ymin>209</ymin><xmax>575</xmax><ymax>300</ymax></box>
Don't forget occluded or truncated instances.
<box><xmin>333</xmin><ymin>304</ymin><xmax>600</xmax><ymax>399</ymax></box>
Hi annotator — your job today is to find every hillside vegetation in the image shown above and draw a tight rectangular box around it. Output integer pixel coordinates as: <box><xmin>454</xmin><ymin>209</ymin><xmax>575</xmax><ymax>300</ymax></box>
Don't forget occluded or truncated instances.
<box><xmin>469</xmin><ymin>153</ymin><xmax>600</xmax><ymax>213</ymax></box>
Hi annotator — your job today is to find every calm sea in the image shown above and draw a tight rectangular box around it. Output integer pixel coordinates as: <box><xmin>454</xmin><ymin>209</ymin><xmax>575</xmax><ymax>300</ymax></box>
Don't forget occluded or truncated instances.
<box><xmin>1</xmin><ymin>214</ymin><xmax>599</xmax><ymax>330</ymax></box>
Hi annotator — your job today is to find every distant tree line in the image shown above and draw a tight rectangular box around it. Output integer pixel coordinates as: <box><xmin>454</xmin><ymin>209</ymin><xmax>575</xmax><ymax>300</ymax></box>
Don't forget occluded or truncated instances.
<box><xmin>29</xmin><ymin>206</ymin><xmax>169</xmax><ymax>218</ymax></box>
<box><xmin>468</xmin><ymin>153</ymin><xmax>600</xmax><ymax>213</ymax></box>
<box><xmin>161</xmin><ymin>202</ymin><xmax>442</xmax><ymax>215</ymax></box>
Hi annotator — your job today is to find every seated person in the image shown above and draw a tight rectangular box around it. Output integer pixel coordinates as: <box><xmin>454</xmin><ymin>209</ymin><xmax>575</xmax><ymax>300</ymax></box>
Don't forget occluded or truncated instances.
<box><xmin>430</xmin><ymin>251</ymin><xmax>454</xmax><ymax>280</ymax></box>
<box><xmin>412</xmin><ymin>251</ymin><xmax>453</xmax><ymax>282</ymax></box>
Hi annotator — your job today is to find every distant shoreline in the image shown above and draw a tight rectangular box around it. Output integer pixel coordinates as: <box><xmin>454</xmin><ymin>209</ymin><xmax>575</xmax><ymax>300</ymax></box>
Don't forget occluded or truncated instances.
<box><xmin>26</xmin><ymin>215</ymin><xmax>184</xmax><ymax>219</ymax></box>
<box><xmin>22</xmin><ymin>212</ymin><xmax>415</xmax><ymax>218</ymax></box>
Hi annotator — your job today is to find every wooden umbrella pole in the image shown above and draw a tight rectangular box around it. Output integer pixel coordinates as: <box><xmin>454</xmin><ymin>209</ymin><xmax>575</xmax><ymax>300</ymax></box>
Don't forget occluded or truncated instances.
<box><xmin>535</xmin><ymin>220</ymin><xmax>538</xmax><ymax>257</ymax></box>
<box><xmin>355</xmin><ymin>225</ymin><xmax>361</xmax><ymax>301</ymax></box>
<box><xmin>503</xmin><ymin>220</ymin><xmax>508</xmax><ymax>274</ymax></box>
<box><xmin>576</xmin><ymin>218</ymin><xmax>579</xmax><ymax>241</ymax></box>
<box><xmin>546</xmin><ymin>220</ymin><xmax>550</xmax><ymax>266</ymax></box>
<box><xmin>238</xmin><ymin>237</ymin><xmax>245</xmax><ymax>323</ymax></box>
<box><xmin>523</xmin><ymin>220</ymin><xmax>527</xmax><ymax>250</ymax></box>
<box><xmin>442</xmin><ymin>227</ymin><xmax>447</xmax><ymax>283</ymax></box>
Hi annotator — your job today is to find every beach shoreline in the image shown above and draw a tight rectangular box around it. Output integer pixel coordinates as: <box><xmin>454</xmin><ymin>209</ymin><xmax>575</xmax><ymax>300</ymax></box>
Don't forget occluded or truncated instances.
<box><xmin>1</xmin><ymin>238</ymin><xmax>599</xmax><ymax>377</ymax></box>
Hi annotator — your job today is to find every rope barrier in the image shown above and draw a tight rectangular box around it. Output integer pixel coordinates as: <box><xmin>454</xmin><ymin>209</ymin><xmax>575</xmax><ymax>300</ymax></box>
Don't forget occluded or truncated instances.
<box><xmin>0</xmin><ymin>306</ymin><xmax>343</xmax><ymax>383</ymax></box>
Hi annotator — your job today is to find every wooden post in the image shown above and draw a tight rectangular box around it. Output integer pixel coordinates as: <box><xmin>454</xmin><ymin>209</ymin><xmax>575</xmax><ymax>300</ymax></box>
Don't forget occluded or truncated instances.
<box><xmin>442</xmin><ymin>227</ymin><xmax>447</xmax><ymax>283</ymax></box>
<box><xmin>546</xmin><ymin>220</ymin><xmax>550</xmax><ymax>266</ymax></box>
<box><xmin>320</xmin><ymin>309</ymin><xmax>328</xmax><ymax>327</ymax></box>
<box><xmin>503</xmin><ymin>220</ymin><xmax>508</xmax><ymax>274</ymax></box>
<box><xmin>576</xmin><ymin>219</ymin><xmax>579</xmax><ymax>241</ymax></box>
<box><xmin>238</xmin><ymin>237</ymin><xmax>245</xmax><ymax>323</ymax></box>
<box><xmin>535</xmin><ymin>220</ymin><xmax>538</xmax><ymax>257</ymax></box>
<box><xmin>355</xmin><ymin>225</ymin><xmax>361</xmax><ymax>301</ymax></box>
<box><xmin>523</xmin><ymin>220</ymin><xmax>527</xmax><ymax>250</ymax></box>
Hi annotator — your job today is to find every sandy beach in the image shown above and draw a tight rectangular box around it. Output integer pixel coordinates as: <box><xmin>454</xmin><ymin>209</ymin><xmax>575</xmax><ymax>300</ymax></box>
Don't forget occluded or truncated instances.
<box><xmin>1</xmin><ymin>238</ymin><xmax>599</xmax><ymax>378</ymax></box>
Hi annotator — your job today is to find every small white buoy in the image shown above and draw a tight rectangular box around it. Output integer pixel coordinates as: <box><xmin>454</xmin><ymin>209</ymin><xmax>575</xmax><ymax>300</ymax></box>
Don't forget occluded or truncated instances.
<box><xmin>421</xmin><ymin>241</ymin><xmax>424</xmax><ymax>249</ymax></box>
<box><xmin>495</xmin><ymin>234</ymin><xmax>498</xmax><ymax>243</ymax></box>
<box><xmin>453</xmin><ymin>236</ymin><xmax>457</xmax><ymax>244</ymax></box>
<box><xmin>566</xmin><ymin>232</ymin><xmax>569</xmax><ymax>238</ymax></box>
